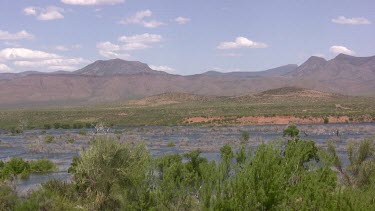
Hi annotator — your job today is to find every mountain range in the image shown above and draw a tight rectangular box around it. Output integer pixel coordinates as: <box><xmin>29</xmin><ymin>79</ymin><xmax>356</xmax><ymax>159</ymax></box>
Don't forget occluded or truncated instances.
<box><xmin>0</xmin><ymin>53</ymin><xmax>374</xmax><ymax>107</ymax></box>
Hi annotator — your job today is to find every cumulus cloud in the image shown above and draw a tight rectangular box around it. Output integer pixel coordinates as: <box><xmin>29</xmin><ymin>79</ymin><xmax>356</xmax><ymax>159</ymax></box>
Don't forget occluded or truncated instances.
<box><xmin>0</xmin><ymin>30</ymin><xmax>34</xmax><ymax>40</ymax></box>
<box><xmin>332</xmin><ymin>16</ymin><xmax>371</xmax><ymax>25</ymax></box>
<box><xmin>120</xmin><ymin>10</ymin><xmax>164</xmax><ymax>28</ymax></box>
<box><xmin>122</xmin><ymin>43</ymin><xmax>150</xmax><ymax>50</ymax></box>
<box><xmin>97</xmin><ymin>33</ymin><xmax>162</xmax><ymax>59</ymax></box>
<box><xmin>117</xmin><ymin>33</ymin><xmax>162</xmax><ymax>50</ymax></box>
<box><xmin>61</xmin><ymin>0</ymin><xmax>124</xmax><ymax>5</ymax></box>
<box><xmin>0</xmin><ymin>48</ymin><xmax>61</xmax><ymax>60</ymax></box>
<box><xmin>97</xmin><ymin>41</ymin><xmax>120</xmax><ymax>51</ymax></box>
<box><xmin>14</xmin><ymin>58</ymin><xmax>87</xmax><ymax>68</ymax></box>
<box><xmin>217</xmin><ymin>37</ymin><xmax>267</xmax><ymax>49</ymax></box>
<box><xmin>98</xmin><ymin>50</ymin><xmax>131</xmax><ymax>59</ymax></box>
<box><xmin>96</xmin><ymin>41</ymin><xmax>132</xmax><ymax>59</ymax></box>
<box><xmin>24</xmin><ymin>6</ymin><xmax>64</xmax><ymax>21</ymax></box>
<box><xmin>329</xmin><ymin>45</ymin><xmax>355</xmax><ymax>55</ymax></box>
<box><xmin>174</xmin><ymin>17</ymin><xmax>191</xmax><ymax>24</ymax></box>
<box><xmin>0</xmin><ymin>63</ymin><xmax>12</xmax><ymax>72</ymax></box>
<box><xmin>118</xmin><ymin>33</ymin><xmax>162</xmax><ymax>43</ymax></box>
<box><xmin>0</xmin><ymin>47</ymin><xmax>88</xmax><ymax>71</ymax></box>
<box><xmin>150</xmin><ymin>65</ymin><xmax>175</xmax><ymax>73</ymax></box>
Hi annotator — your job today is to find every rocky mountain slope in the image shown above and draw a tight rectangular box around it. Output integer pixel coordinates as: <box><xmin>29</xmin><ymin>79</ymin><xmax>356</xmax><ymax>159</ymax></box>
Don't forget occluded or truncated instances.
<box><xmin>0</xmin><ymin>54</ymin><xmax>374</xmax><ymax>107</ymax></box>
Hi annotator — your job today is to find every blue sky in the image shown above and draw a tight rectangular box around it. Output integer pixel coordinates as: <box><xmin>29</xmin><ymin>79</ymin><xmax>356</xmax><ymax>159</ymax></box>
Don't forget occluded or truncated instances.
<box><xmin>0</xmin><ymin>0</ymin><xmax>374</xmax><ymax>75</ymax></box>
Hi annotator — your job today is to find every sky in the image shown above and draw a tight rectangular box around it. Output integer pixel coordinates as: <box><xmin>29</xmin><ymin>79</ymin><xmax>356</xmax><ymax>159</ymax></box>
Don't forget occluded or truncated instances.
<box><xmin>0</xmin><ymin>0</ymin><xmax>374</xmax><ymax>75</ymax></box>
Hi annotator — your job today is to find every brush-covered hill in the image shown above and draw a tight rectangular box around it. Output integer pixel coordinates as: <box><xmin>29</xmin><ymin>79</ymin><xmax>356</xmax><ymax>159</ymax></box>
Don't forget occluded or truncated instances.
<box><xmin>0</xmin><ymin>54</ymin><xmax>375</xmax><ymax>108</ymax></box>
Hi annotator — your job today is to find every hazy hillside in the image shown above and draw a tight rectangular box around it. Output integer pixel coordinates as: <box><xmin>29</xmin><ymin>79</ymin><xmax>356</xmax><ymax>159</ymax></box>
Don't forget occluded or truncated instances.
<box><xmin>74</xmin><ymin>59</ymin><xmax>165</xmax><ymax>76</ymax></box>
<box><xmin>0</xmin><ymin>54</ymin><xmax>374</xmax><ymax>107</ymax></box>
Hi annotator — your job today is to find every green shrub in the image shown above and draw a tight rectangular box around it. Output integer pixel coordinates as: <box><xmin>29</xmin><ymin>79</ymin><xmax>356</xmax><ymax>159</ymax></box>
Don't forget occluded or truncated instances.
<box><xmin>85</xmin><ymin>123</ymin><xmax>91</xmax><ymax>128</ymax></box>
<box><xmin>73</xmin><ymin>137</ymin><xmax>151</xmax><ymax>210</ymax></box>
<box><xmin>10</xmin><ymin>127</ymin><xmax>23</xmax><ymax>135</ymax></box>
<box><xmin>29</xmin><ymin>159</ymin><xmax>56</xmax><ymax>173</ymax></box>
<box><xmin>66</xmin><ymin>138</ymin><xmax>75</xmax><ymax>144</ymax></box>
<box><xmin>167</xmin><ymin>141</ymin><xmax>175</xmax><ymax>147</ymax></box>
<box><xmin>240</xmin><ymin>131</ymin><xmax>250</xmax><ymax>143</ymax></box>
<box><xmin>324</xmin><ymin>117</ymin><xmax>329</xmax><ymax>124</ymax></box>
<box><xmin>78</xmin><ymin>130</ymin><xmax>86</xmax><ymax>136</ymax></box>
<box><xmin>1</xmin><ymin>157</ymin><xmax>30</xmax><ymax>180</ymax></box>
<box><xmin>53</xmin><ymin>123</ymin><xmax>61</xmax><ymax>129</ymax></box>
<box><xmin>43</xmin><ymin>124</ymin><xmax>51</xmax><ymax>130</ymax></box>
<box><xmin>114</xmin><ymin>130</ymin><xmax>123</xmax><ymax>135</ymax></box>
<box><xmin>283</xmin><ymin>125</ymin><xmax>299</xmax><ymax>141</ymax></box>
<box><xmin>44</xmin><ymin>136</ymin><xmax>55</xmax><ymax>143</ymax></box>
<box><xmin>72</xmin><ymin>123</ymin><xmax>84</xmax><ymax>129</ymax></box>
<box><xmin>0</xmin><ymin>183</ymin><xmax>18</xmax><ymax>210</ymax></box>
<box><xmin>61</xmin><ymin>124</ymin><xmax>71</xmax><ymax>129</ymax></box>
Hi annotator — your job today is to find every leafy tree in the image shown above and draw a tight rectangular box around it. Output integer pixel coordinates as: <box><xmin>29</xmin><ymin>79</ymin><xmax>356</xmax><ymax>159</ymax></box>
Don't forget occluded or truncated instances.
<box><xmin>283</xmin><ymin>125</ymin><xmax>299</xmax><ymax>141</ymax></box>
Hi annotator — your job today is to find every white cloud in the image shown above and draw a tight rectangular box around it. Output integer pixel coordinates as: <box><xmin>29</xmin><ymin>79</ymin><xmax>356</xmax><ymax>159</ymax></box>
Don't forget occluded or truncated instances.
<box><xmin>313</xmin><ymin>53</ymin><xmax>325</xmax><ymax>58</ymax></box>
<box><xmin>217</xmin><ymin>37</ymin><xmax>267</xmax><ymax>49</ymax></box>
<box><xmin>0</xmin><ymin>47</ymin><xmax>88</xmax><ymax>71</ymax></box>
<box><xmin>150</xmin><ymin>65</ymin><xmax>175</xmax><ymax>73</ymax></box>
<box><xmin>54</xmin><ymin>45</ymin><xmax>69</xmax><ymax>51</ymax></box>
<box><xmin>97</xmin><ymin>41</ymin><xmax>120</xmax><ymax>51</ymax></box>
<box><xmin>0</xmin><ymin>48</ymin><xmax>61</xmax><ymax>60</ymax></box>
<box><xmin>332</xmin><ymin>16</ymin><xmax>371</xmax><ymax>25</ymax></box>
<box><xmin>174</xmin><ymin>17</ymin><xmax>191</xmax><ymax>24</ymax></box>
<box><xmin>14</xmin><ymin>58</ymin><xmax>87</xmax><ymax>68</ymax></box>
<box><xmin>97</xmin><ymin>41</ymin><xmax>132</xmax><ymax>59</ymax></box>
<box><xmin>329</xmin><ymin>45</ymin><xmax>355</xmax><ymax>55</ymax></box>
<box><xmin>118</xmin><ymin>33</ymin><xmax>162</xmax><ymax>43</ymax></box>
<box><xmin>23</xmin><ymin>7</ymin><xmax>37</xmax><ymax>15</ymax></box>
<box><xmin>120</xmin><ymin>10</ymin><xmax>164</xmax><ymax>28</ymax></box>
<box><xmin>61</xmin><ymin>0</ymin><xmax>124</xmax><ymax>5</ymax></box>
<box><xmin>98</xmin><ymin>50</ymin><xmax>131</xmax><ymax>59</ymax></box>
<box><xmin>142</xmin><ymin>20</ymin><xmax>164</xmax><ymax>28</ymax></box>
<box><xmin>97</xmin><ymin>33</ymin><xmax>162</xmax><ymax>58</ymax></box>
<box><xmin>0</xmin><ymin>30</ymin><xmax>34</xmax><ymax>40</ymax></box>
<box><xmin>24</xmin><ymin>6</ymin><xmax>64</xmax><ymax>21</ymax></box>
<box><xmin>122</xmin><ymin>43</ymin><xmax>150</xmax><ymax>50</ymax></box>
<box><xmin>0</xmin><ymin>63</ymin><xmax>12</xmax><ymax>72</ymax></box>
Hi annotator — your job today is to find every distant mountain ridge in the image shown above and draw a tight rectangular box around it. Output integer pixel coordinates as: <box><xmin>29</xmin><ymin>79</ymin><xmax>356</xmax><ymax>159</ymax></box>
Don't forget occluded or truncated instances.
<box><xmin>0</xmin><ymin>54</ymin><xmax>374</xmax><ymax>107</ymax></box>
<box><xmin>74</xmin><ymin>59</ymin><xmax>165</xmax><ymax>76</ymax></box>
<box><xmin>201</xmin><ymin>64</ymin><xmax>298</xmax><ymax>77</ymax></box>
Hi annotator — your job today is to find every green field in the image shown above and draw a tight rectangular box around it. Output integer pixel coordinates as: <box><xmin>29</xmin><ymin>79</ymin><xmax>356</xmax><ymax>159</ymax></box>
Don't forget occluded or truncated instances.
<box><xmin>1</xmin><ymin>88</ymin><xmax>374</xmax><ymax>130</ymax></box>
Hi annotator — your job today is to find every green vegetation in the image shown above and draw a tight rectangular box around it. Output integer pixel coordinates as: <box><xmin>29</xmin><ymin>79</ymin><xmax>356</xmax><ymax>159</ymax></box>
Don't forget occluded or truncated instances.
<box><xmin>283</xmin><ymin>125</ymin><xmax>299</xmax><ymax>141</ymax></box>
<box><xmin>78</xmin><ymin>130</ymin><xmax>86</xmax><ymax>136</ymax></box>
<box><xmin>43</xmin><ymin>135</ymin><xmax>55</xmax><ymax>143</ymax></box>
<box><xmin>324</xmin><ymin>116</ymin><xmax>329</xmax><ymax>124</ymax></box>
<box><xmin>1</xmin><ymin>134</ymin><xmax>374</xmax><ymax>210</ymax></box>
<box><xmin>240</xmin><ymin>131</ymin><xmax>250</xmax><ymax>143</ymax></box>
<box><xmin>114</xmin><ymin>129</ymin><xmax>123</xmax><ymax>135</ymax></box>
<box><xmin>167</xmin><ymin>141</ymin><xmax>175</xmax><ymax>147</ymax></box>
<box><xmin>66</xmin><ymin>138</ymin><xmax>75</xmax><ymax>143</ymax></box>
<box><xmin>0</xmin><ymin>158</ymin><xmax>56</xmax><ymax>181</ymax></box>
<box><xmin>0</xmin><ymin>91</ymin><xmax>374</xmax><ymax>129</ymax></box>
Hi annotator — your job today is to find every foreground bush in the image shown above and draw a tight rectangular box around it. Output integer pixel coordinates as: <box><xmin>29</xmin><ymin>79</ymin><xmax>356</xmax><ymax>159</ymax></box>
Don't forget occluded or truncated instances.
<box><xmin>1</xmin><ymin>135</ymin><xmax>374</xmax><ymax>210</ymax></box>
<box><xmin>0</xmin><ymin>158</ymin><xmax>56</xmax><ymax>182</ymax></box>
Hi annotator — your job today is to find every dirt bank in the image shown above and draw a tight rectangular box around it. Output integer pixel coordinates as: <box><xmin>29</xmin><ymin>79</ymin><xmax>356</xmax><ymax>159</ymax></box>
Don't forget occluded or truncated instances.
<box><xmin>184</xmin><ymin>115</ymin><xmax>374</xmax><ymax>125</ymax></box>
